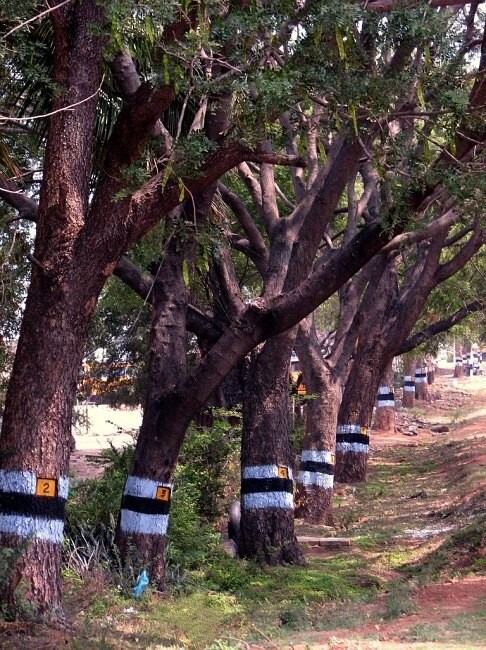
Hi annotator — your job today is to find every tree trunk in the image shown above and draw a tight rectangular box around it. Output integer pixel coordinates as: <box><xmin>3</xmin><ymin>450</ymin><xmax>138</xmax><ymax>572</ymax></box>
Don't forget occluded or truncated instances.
<box><xmin>374</xmin><ymin>362</ymin><xmax>395</xmax><ymax>432</ymax></box>
<box><xmin>402</xmin><ymin>358</ymin><xmax>416</xmax><ymax>408</ymax></box>
<box><xmin>294</xmin><ymin>384</ymin><xmax>339</xmax><ymax>524</ymax></box>
<box><xmin>335</xmin><ymin>256</ymin><xmax>397</xmax><ymax>483</ymax></box>
<box><xmin>0</xmin><ymin>0</ymin><xmax>106</xmax><ymax>618</ymax></box>
<box><xmin>294</xmin><ymin>321</ymin><xmax>339</xmax><ymax>524</ymax></box>
<box><xmin>415</xmin><ymin>362</ymin><xmax>429</xmax><ymax>400</ymax></box>
<box><xmin>239</xmin><ymin>334</ymin><xmax>304</xmax><ymax>565</ymax></box>
<box><xmin>115</xmin><ymin>237</ymin><xmax>188</xmax><ymax>589</ymax></box>
<box><xmin>335</xmin><ymin>361</ymin><xmax>377</xmax><ymax>484</ymax></box>
<box><xmin>0</xmin><ymin>265</ymin><xmax>107</xmax><ymax>616</ymax></box>
<box><xmin>473</xmin><ymin>350</ymin><xmax>481</xmax><ymax>375</ymax></box>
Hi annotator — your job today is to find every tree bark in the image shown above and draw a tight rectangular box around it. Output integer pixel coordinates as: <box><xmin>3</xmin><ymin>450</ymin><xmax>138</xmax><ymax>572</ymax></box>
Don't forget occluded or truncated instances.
<box><xmin>415</xmin><ymin>361</ymin><xmax>429</xmax><ymax>400</ymax></box>
<box><xmin>294</xmin><ymin>320</ymin><xmax>339</xmax><ymax>524</ymax></box>
<box><xmin>0</xmin><ymin>0</ymin><xmax>106</xmax><ymax>618</ymax></box>
<box><xmin>239</xmin><ymin>333</ymin><xmax>304</xmax><ymax>565</ymax></box>
<box><xmin>402</xmin><ymin>358</ymin><xmax>416</xmax><ymax>408</ymax></box>
<box><xmin>454</xmin><ymin>343</ymin><xmax>465</xmax><ymax>378</ymax></box>
<box><xmin>115</xmin><ymin>236</ymin><xmax>188</xmax><ymax>589</ymax></box>
<box><xmin>374</xmin><ymin>361</ymin><xmax>396</xmax><ymax>432</ymax></box>
<box><xmin>335</xmin><ymin>256</ymin><xmax>396</xmax><ymax>483</ymax></box>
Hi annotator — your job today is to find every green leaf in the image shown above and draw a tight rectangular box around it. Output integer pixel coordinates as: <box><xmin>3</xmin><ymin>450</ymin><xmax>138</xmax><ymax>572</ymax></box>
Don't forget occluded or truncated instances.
<box><xmin>349</xmin><ymin>104</ymin><xmax>358</xmax><ymax>137</ymax></box>
<box><xmin>416</xmin><ymin>82</ymin><xmax>426</xmax><ymax>109</ymax></box>
<box><xmin>178</xmin><ymin>178</ymin><xmax>185</xmax><ymax>202</ymax></box>
<box><xmin>335</xmin><ymin>29</ymin><xmax>346</xmax><ymax>61</ymax></box>
<box><xmin>182</xmin><ymin>259</ymin><xmax>191</xmax><ymax>287</ymax></box>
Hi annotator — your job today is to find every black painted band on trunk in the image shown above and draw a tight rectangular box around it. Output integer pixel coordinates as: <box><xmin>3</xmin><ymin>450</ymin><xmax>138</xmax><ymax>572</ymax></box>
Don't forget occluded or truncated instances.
<box><xmin>121</xmin><ymin>494</ymin><xmax>171</xmax><ymax>516</ymax></box>
<box><xmin>0</xmin><ymin>492</ymin><xmax>66</xmax><ymax>520</ymax></box>
<box><xmin>404</xmin><ymin>381</ymin><xmax>415</xmax><ymax>387</ymax></box>
<box><xmin>241</xmin><ymin>477</ymin><xmax>293</xmax><ymax>494</ymax></box>
<box><xmin>300</xmin><ymin>461</ymin><xmax>334</xmax><ymax>475</ymax></box>
<box><xmin>378</xmin><ymin>392</ymin><xmax>394</xmax><ymax>400</ymax></box>
<box><xmin>336</xmin><ymin>432</ymin><xmax>370</xmax><ymax>445</ymax></box>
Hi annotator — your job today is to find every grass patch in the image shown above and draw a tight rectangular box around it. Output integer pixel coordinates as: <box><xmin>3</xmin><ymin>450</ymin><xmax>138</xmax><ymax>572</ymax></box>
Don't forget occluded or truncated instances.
<box><xmin>403</xmin><ymin>514</ymin><xmax>486</xmax><ymax>581</ymax></box>
<box><xmin>384</xmin><ymin>581</ymin><xmax>416</xmax><ymax>619</ymax></box>
<box><xmin>447</xmin><ymin>607</ymin><xmax>486</xmax><ymax>644</ymax></box>
<box><xmin>405</xmin><ymin>622</ymin><xmax>441</xmax><ymax>642</ymax></box>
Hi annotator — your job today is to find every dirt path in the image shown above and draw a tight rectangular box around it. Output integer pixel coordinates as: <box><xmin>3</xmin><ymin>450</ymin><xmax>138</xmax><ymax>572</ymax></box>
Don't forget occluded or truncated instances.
<box><xmin>273</xmin><ymin>374</ymin><xmax>486</xmax><ymax>650</ymax></box>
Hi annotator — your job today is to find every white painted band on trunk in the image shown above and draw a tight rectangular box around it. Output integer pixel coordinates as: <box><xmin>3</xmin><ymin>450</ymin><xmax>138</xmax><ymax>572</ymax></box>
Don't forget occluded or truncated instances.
<box><xmin>336</xmin><ymin>442</ymin><xmax>369</xmax><ymax>454</ymax></box>
<box><xmin>377</xmin><ymin>400</ymin><xmax>395</xmax><ymax>408</ymax></box>
<box><xmin>336</xmin><ymin>424</ymin><xmax>368</xmax><ymax>434</ymax></box>
<box><xmin>0</xmin><ymin>514</ymin><xmax>64</xmax><ymax>543</ymax></box>
<box><xmin>120</xmin><ymin>509</ymin><xmax>169</xmax><ymax>536</ymax></box>
<box><xmin>301</xmin><ymin>450</ymin><xmax>334</xmax><ymax>463</ymax></box>
<box><xmin>297</xmin><ymin>471</ymin><xmax>334</xmax><ymax>488</ymax></box>
<box><xmin>242</xmin><ymin>465</ymin><xmax>293</xmax><ymax>480</ymax></box>
<box><xmin>378</xmin><ymin>386</ymin><xmax>391</xmax><ymax>395</ymax></box>
<box><xmin>415</xmin><ymin>377</ymin><xmax>427</xmax><ymax>384</ymax></box>
<box><xmin>404</xmin><ymin>376</ymin><xmax>413</xmax><ymax>382</ymax></box>
<box><xmin>242</xmin><ymin>492</ymin><xmax>294</xmax><ymax>510</ymax></box>
<box><xmin>124</xmin><ymin>475</ymin><xmax>172</xmax><ymax>499</ymax></box>
<box><xmin>0</xmin><ymin>469</ymin><xmax>69</xmax><ymax>498</ymax></box>
<box><xmin>404</xmin><ymin>386</ymin><xmax>416</xmax><ymax>392</ymax></box>
<box><xmin>58</xmin><ymin>476</ymin><xmax>70</xmax><ymax>499</ymax></box>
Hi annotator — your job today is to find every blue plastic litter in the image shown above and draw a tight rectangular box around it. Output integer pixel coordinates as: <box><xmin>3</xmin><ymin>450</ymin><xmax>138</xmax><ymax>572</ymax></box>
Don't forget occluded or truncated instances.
<box><xmin>132</xmin><ymin>569</ymin><xmax>149</xmax><ymax>598</ymax></box>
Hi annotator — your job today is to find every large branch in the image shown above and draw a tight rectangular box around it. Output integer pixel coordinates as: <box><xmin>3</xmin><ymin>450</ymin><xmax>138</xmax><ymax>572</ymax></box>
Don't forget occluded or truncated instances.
<box><xmin>128</xmin><ymin>144</ymin><xmax>305</xmax><ymax>244</ymax></box>
<box><xmin>0</xmin><ymin>175</ymin><xmax>38</xmax><ymax>220</ymax></box>
<box><xmin>113</xmin><ymin>255</ymin><xmax>222</xmax><ymax>344</ymax></box>
<box><xmin>218</xmin><ymin>182</ymin><xmax>268</xmax><ymax>272</ymax></box>
<box><xmin>399</xmin><ymin>300</ymin><xmax>483</xmax><ymax>354</ymax></box>
<box><xmin>433</xmin><ymin>223</ymin><xmax>485</xmax><ymax>285</ymax></box>
<box><xmin>173</xmin><ymin>219</ymin><xmax>395</xmax><ymax>420</ymax></box>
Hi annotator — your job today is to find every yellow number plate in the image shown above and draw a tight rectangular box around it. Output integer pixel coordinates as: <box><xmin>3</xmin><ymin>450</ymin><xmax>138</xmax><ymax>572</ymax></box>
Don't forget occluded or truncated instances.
<box><xmin>277</xmin><ymin>466</ymin><xmax>289</xmax><ymax>479</ymax></box>
<box><xmin>330</xmin><ymin>453</ymin><xmax>336</xmax><ymax>465</ymax></box>
<box><xmin>35</xmin><ymin>478</ymin><xmax>57</xmax><ymax>498</ymax></box>
<box><xmin>155</xmin><ymin>486</ymin><xmax>171</xmax><ymax>502</ymax></box>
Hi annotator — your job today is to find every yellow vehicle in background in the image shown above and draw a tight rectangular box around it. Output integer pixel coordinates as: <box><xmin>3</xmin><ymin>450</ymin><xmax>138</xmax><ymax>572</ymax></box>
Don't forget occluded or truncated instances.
<box><xmin>78</xmin><ymin>361</ymin><xmax>134</xmax><ymax>402</ymax></box>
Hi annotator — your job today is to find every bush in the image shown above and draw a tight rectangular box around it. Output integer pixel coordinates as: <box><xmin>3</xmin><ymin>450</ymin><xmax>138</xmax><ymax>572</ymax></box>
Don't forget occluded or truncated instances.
<box><xmin>65</xmin><ymin>412</ymin><xmax>241</xmax><ymax>585</ymax></box>
<box><xmin>177</xmin><ymin>414</ymin><xmax>240</xmax><ymax>522</ymax></box>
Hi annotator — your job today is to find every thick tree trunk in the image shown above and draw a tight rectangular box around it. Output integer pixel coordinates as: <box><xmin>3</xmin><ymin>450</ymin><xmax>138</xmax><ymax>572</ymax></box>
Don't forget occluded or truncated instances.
<box><xmin>415</xmin><ymin>362</ymin><xmax>429</xmax><ymax>400</ymax></box>
<box><xmin>115</xmin><ymin>238</ymin><xmax>188</xmax><ymax>589</ymax></box>
<box><xmin>294</xmin><ymin>383</ymin><xmax>339</xmax><ymax>524</ymax></box>
<box><xmin>0</xmin><ymin>258</ymin><xmax>109</xmax><ymax>616</ymax></box>
<box><xmin>402</xmin><ymin>358</ymin><xmax>416</xmax><ymax>408</ymax></box>
<box><xmin>374</xmin><ymin>362</ymin><xmax>395</xmax><ymax>432</ymax></box>
<box><xmin>293</xmin><ymin>322</ymin><xmax>339</xmax><ymax>524</ymax></box>
<box><xmin>239</xmin><ymin>334</ymin><xmax>304</xmax><ymax>565</ymax></box>
<box><xmin>335</xmin><ymin>256</ymin><xmax>398</xmax><ymax>483</ymax></box>
<box><xmin>335</xmin><ymin>362</ymin><xmax>377</xmax><ymax>484</ymax></box>
<box><xmin>473</xmin><ymin>350</ymin><xmax>481</xmax><ymax>375</ymax></box>
<box><xmin>0</xmin><ymin>0</ymin><xmax>106</xmax><ymax>618</ymax></box>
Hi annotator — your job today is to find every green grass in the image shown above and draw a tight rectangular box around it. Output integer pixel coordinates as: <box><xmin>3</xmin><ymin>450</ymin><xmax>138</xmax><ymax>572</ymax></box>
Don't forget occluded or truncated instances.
<box><xmin>384</xmin><ymin>581</ymin><xmax>416</xmax><ymax>619</ymax></box>
<box><xmin>402</xmin><ymin>515</ymin><xmax>486</xmax><ymax>582</ymax></box>
<box><xmin>63</xmin><ymin>553</ymin><xmax>383</xmax><ymax>649</ymax></box>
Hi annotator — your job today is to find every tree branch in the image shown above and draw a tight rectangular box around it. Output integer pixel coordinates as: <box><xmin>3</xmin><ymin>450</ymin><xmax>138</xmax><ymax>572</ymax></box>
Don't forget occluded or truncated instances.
<box><xmin>113</xmin><ymin>255</ymin><xmax>222</xmax><ymax>344</ymax></box>
<box><xmin>399</xmin><ymin>300</ymin><xmax>483</xmax><ymax>354</ymax></box>
<box><xmin>218</xmin><ymin>182</ymin><xmax>268</xmax><ymax>272</ymax></box>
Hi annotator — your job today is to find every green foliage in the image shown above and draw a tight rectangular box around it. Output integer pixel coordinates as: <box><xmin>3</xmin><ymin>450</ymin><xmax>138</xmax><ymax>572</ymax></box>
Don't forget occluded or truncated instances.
<box><xmin>66</xmin><ymin>412</ymin><xmax>240</xmax><ymax>582</ymax></box>
<box><xmin>177</xmin><ymin>415</ymin><xmax>241</xmax><ymax>522</ymax></box>
<box><xmin>66</xmin><ymin>444</ymin><xmax>134</xmax><ymax>530</ymax></box>
<box><xmin>384</xmin><ymin>580</ymin><xmax>416</xmax><ymax>619</ymax></box>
